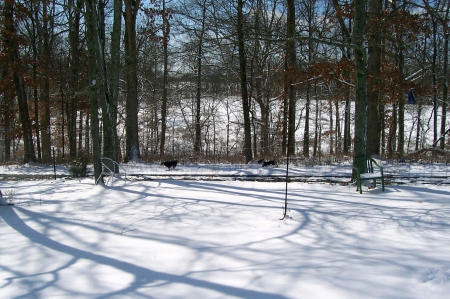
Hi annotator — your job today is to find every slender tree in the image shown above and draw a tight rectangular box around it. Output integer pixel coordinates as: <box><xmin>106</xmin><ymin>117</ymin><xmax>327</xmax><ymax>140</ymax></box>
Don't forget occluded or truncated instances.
<box><xmin>237</xmin><ymin>0</ymin><xmax>253</xmax><ymax>163</ymax></box>
<box><xmin>194</xmin><ymin>1</ymin><xmax>207</xmax><ymax>155</ymax></box>
<box><xmin>159</xmin><ymin>0</ymin><xmax>169</xmax><ymax>159</ymax></box>
<box><xmin>68</xmin><ymin>0</ymin><xmax>84</xmax><ymax>161</ymax></box>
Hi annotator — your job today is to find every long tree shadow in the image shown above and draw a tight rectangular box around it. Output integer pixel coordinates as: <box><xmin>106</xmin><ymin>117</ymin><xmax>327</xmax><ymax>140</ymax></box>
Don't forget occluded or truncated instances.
<box><xmin>1</xmin><ymin>206</ymin><xmax>288</xmax><ymax>299</ymax></box>
<box><xmin>3</xmin><ymin>180</ymin><xmax>449</xmax><ymax>298</ymax></box>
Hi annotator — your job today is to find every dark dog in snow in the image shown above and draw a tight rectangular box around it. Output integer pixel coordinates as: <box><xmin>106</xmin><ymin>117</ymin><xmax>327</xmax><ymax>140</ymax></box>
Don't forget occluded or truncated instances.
<box><xmin>161</xmin><ymin>159</ymin><xmax>178</xmax><ymax>169</ymax></box>
<box><xmin>259</xmin><ymin>159</ymin><xmax>277</xmax><ymax>167</ymax></box>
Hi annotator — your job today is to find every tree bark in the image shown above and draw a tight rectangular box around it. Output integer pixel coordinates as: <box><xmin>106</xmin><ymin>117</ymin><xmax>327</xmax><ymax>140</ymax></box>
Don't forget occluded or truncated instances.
<box><xmin>85</xmin><ymin>0</ymin><xmax>103</xmax><ymax>182</ymax></box>
<box><xmin>95</xmin><ymin>0</ymin><xmax>120</xmax><ymax>168</ymax></box>
<box><xmin>107</xmin><ymin>0</ymin><xmax>121</xmax><ymax>163</ymax></box>
<box><xmin>396</xmin><ymin>4</ymin><xmax>406</xmax><ymax>156</ymax></box>
<box><xmin>286</xmin><ymin>0</ymin><xmax>296</xmax><ymax>156</ymax></box>
<box><xmin>352</xmin><ymin>0</ymin><xmax>368</xmax><ymax>159</ymax></box>
<box><xmin>124</xmin><ymin>0</ymin><xmax>141</xmax><ymax>162</ymax></box>
<box><xmin>366</xmin><ymin>0</ymin><xmax>382</xmax><ymax>157</ymax></box>
<box><xmin>159</xmin><ymin>0</ymin><xmax>169</xmax><ymax>159</ymax></box>
<box><xmin>30</xmin><ymin>2</ymin><xmax>41</xmax><ymax>163</ymax></box>
<box><xmin>195</xmin><ymin>1</ymin><xmax>207</xmax><ymax>155</ymax></box>
<box><xmin>68</xmin><ymin>0</ymin><xmax>84</xmax><ymax>161</ymax></box>
<box><xmin>237</xmin><ymin>0</ymin><xmax>253</xmax><ymax>163</ymax></box>
<box><xmin>303</xmin><ymin>87</ymin><xmax>311</xmax><ymax>157</ymax></box>
<box><xmin>440</xmin><ymin>13</ymin><xmax>449</xmax><ymax>149</ymax></box>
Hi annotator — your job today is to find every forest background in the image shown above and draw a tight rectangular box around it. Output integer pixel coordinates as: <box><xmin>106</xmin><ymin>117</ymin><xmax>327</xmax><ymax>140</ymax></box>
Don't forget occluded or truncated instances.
<box><xmin>0</xmin><ymin>0</ymin><xmax>449</xmax><ymax>183</ymax></box>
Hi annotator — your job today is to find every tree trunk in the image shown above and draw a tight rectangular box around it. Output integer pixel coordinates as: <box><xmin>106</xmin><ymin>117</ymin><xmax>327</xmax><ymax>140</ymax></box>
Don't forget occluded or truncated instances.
<box><xmin>159</xmin><ymin>0</ymin><xmax>169</xmax><ymax>159</ymax></box>
<box><xmin>78</xmin><ymin>110</ymin><xmax>83</xmax><ymax>151</ymax></box>
<box><xmin>431</xmin><ymin>16</ymin><xmax>438</xmax><ymax>145</ymax></box>
<box><xmin>415</xmin><ymin>102</ymin><xmax>422</xmax><ymax>151</ymax></box>
<box><xmin>106</xmin><ymin>0</ymin><xmax>121</xmax><ymax>163</ymax></box>
<box><xmin>352</xmin><ymin>0</ymin><xmax>367</xmax><ymax>159</ymax></box>
<box><xmin>397</xmin><ymin>26</ymin><xmax>406</xmax><ymax>156</ymax></box>
<box><xmin>380</xmin><ymin>96</ymin><xmax>385</xmax><ymax>155</ymax></box>
<box><xmin>254</xmin><ymin>76</ymin><xmax>269</xmax><ymax>157</ymax></box>
<box><xmin>286</xmin><ymin>0</ymin><xmax>296</xmax><ymax>156</ymax></box>
<box><xmin>30</xmin><ymin>3</ymin><xmax>41</xmax><ymax>163</ymax></box>
<box><xmin>1</xmin><ymin>93</ymin><xmax>11</xmax><ymax>161</ymax></box>
<box><xmin>440</xmin><ymin>24</ymin><xmax>449</xmax><ymax>149</ymax></box>
<box><xmin>313</xmin><ymin>83</ymin><xmax>319</xmax><ymax>157</ymax></box>
<box><xmin>335</xmin><ymin>99</ymin><xmax>341</xmax><ymax>153</ymax></box>
<box><xmin>68</xmin><ymin>0</ymin><xmax>84</xmax><ymax>161</ymax></box>
<box><xmin>96</xmin><ymin>0</ymin><xmax>120</xmax><ymax>168</ymax></box>
<box><xmin>303</xmin><ymin>87</ymin><xmax>311</xmax><ymax>157</ymax></box>
<box><xmin>237</xmin><ymin>0</ymin><xmax>252</xmax><ymax>163</ymax></box>
<box><xmin>329</xmin><ymin>99</ymin><xmax>334</xmax><ymax>154</ymax></box>
<box><xmin>366</xmin><ymin>0</ymin><xmax>382</xmax><ymax>157</ymax></box>
<box><xmin>85</xmin><ymin>0</ymin><xmax>104</xmax><ymax>182</ymax></box>
<box><xmin>124</xmin><ymin>0</ymin><xmax>141</xmax><ymax>162</ymax></box>
<box><xmin>195</xmin><ymin>2</ymin><xmax>207</xmax><ymax>156</ymax></box>
<box><xmin>40</xmin><ymin>79</ymin><xmax>52</xmax><ymax>164</ymax></box>
<box><xmin>39</xmin><ymin>2</ymin><xmax>53</xmax><ymax>164</ymax></box>
<box><xmin>388</xmin><ymin>102</ymin><xmax>397</xmax><ymax>157</ymax></box>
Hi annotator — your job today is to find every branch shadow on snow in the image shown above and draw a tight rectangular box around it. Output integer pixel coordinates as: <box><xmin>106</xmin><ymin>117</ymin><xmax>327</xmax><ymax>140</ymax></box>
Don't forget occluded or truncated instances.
<box><xmin>2</xmin><ymin>180</ymin><xmax>450</xmax><ymax>298</ymax></box>
<box><xmin>1</xmin><ymin>206</ymin><xmax>289</xmax><ymax>299</ymax></box>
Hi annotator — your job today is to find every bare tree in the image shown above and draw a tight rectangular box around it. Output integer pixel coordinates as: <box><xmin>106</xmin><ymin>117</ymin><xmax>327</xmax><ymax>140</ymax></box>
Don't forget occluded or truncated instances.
<box><xmin>237</xmin><ymin>0</ymin><xmax>253</xmax><ymax>163</ymax></box>
<box><xmin>159</xmin><ymin>0</ymin><xmax>170</xmax><ymax>159</ymax></box>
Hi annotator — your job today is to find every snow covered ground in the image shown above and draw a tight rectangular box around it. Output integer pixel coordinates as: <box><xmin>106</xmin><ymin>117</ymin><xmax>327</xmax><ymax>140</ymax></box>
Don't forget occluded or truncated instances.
<box><xmin>1</xmin><ymin>160</ymin><xmax>450</xmax><ymax>183</ymax></box>
<box><xmin>1</xmin><ymin>163</ymin><xmax>450</xmax><ymax>298</ymax></box>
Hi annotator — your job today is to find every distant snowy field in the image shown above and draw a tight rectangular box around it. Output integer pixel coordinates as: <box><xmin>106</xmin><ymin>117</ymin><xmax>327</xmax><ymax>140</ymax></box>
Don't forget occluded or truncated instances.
<box><xmin>1</xmin><ymin>163</ymin><xmax>450</xmax><ymax>298</ymax></box>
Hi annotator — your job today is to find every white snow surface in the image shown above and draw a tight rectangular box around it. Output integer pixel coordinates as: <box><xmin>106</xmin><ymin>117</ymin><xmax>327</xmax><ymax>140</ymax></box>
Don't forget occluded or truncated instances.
<box><xmin>1</xmin><ymin>163</ymin><xmax>450</xmax><ymax>298</ymax></box>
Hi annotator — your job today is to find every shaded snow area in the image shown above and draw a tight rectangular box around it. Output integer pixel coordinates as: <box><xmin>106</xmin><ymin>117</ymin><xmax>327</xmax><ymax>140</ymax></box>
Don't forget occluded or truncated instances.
<box><xmin>1</xmin><ymin>176</ymin><xmax>449</xmax><ymax>299</ymax></box>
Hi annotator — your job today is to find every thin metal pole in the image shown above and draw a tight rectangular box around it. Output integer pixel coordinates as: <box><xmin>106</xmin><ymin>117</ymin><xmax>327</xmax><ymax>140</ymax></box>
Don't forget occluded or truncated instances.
<box><xmin>53</xmin><ymin>147</ymin><xmax>56</xmax><ymax>180</ymax></box>
<box><xmin>281</xmin><ymin>149</ymin><xmax>290</xmax><ymax>220</ymax></box>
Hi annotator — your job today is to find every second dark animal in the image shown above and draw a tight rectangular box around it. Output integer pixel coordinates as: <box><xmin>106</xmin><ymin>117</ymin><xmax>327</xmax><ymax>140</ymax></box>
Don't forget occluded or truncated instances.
<box><xmin>260</xmin><ymin>160</ymin><xmax>277</xmax><ymax>167</ymax></box>
<box><xmin>162</xmin><ymin>160</ymin><xmax>178</xmax><ymax>169</ymax></box>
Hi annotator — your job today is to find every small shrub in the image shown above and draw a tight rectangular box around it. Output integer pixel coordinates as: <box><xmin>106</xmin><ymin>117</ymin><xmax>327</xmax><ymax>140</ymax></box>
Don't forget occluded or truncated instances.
<box><xmin>1</xmin><ymin>189</ymin><xmax>15</xmax><ymax>205</ymax></box>
<box><xmin>68</xmin><ymin>152</ymin><xmax>88</xmax><ymax>178</ymax></box>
